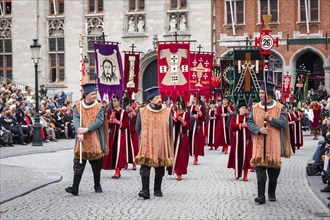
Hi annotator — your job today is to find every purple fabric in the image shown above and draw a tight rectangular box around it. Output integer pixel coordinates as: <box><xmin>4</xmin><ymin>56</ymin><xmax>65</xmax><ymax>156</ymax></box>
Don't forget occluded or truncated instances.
<box><xmin>94</xmin><ymin>42</ymin><xmax>123</xmax><ymax>101</ymax></box>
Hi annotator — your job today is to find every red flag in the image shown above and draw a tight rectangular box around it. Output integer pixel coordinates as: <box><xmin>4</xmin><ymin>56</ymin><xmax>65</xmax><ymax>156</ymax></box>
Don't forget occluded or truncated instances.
<box><xmin>124</xmin><ymin>52</ymin><xmax>140</xmax><ymax>98</ymax></box>
<box><xmin>190</xmin><ymin>52</ymin><xmax>214</xmax><ymax>101</ymax></box>
<box><xmin>158</xmin><ymin>42</ymin><xmax>190</xmax><ymax>101</ymax></box>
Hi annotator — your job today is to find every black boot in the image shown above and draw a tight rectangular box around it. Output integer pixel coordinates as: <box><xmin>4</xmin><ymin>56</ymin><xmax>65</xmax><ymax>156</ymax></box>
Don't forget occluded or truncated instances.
<box><xmin>255</xmin><ymin>181</ymin><xmax>266</xmax><ymax>204</ymax></box>
<box><xmin>93</xmin><ymin>173</ymin><xmax>102</xmax><ymax>193</ymax></box>
<box><xmin>138</xmin><ymin>176</ymin><xmax>150</xmax><ymax>199</ymax></box>
<box><xmin>65</xmin><ymin>175</ymin><xmax>81</xmax><ymax>196</ymax></box>
<box><xmin>154</xmin><ymin>177</ymin><xmax>163</xmax><ymax>197</ymax></box>
<box><xmin>268</xmin><ymin>182</ymin><xmax>277</xmax><ymax>202</ymax></box>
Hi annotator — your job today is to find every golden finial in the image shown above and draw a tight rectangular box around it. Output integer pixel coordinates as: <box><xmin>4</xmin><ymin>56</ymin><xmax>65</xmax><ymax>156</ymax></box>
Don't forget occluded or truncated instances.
<box><xmin>262</xmin><ymin>15</ymin><xmax>272</xmax><ymax>30</ymax></box>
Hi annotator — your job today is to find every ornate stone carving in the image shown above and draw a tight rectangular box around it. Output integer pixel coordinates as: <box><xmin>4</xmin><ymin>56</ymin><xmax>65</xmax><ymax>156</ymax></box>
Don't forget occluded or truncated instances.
<box><xmin>48</xmin><ymin>19</ymin><xmax>65</xmax><ymax>37</ymax></box>
<box><xmin>0</xmin><ymin>19</ymin><xmax>11</xmax><ymax>38</ymax></box>
<box><xmin>168</xmin><ymin>12</ymin><xmax>188</xmax><ymax>33</ymax></box>
<box><xmin>87</xmin><ymin>17</ymin><xmax>104</xmax><ymax>35</ymax></box>
<box><xmin>126</xmin><ymin>14</ymin><xmax>145</xmax><ymax>34</ymax></box>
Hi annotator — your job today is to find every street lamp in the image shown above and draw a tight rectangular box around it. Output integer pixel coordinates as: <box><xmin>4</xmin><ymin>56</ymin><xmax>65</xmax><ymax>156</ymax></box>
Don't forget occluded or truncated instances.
<box><xmin>30</xmin><ymin>39</ymin><xmax>43</xmax><ymax>146</ymax></box>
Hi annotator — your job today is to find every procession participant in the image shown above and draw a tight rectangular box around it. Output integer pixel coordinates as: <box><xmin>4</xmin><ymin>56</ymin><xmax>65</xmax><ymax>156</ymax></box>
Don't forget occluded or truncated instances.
<box><xmin>293</xmin><ymin>105</ymin><xmax>304</xmax><ymax>149</ymax></box>
<box><xmin>287</xmin><ymin>105</ymin><xmax>296</xmax><ymax>154</ymax></box>
<box><xmin>124</xmin><ymin>98</ymin><xmax>138</xmax><ymax>170</ymax></box>
<box><xmin>215</xmin><ymin>96</ymin><xmax>234</xmax><ymax>154</ymax></box>
<box><xmin>65</xmin><ymin>83</ymin><xmax>108</xmax><ymax>196</ymax></box>
<box><xmin>168</xmin><ymin>97</ymin><xmax>190</xmax><ymax>181</ymax></box>
<box><xmin>206</xmin><ymin>100</ymin><xmax>217</xmax><ymax>150</ymax></box>
<box><xmin>102</xmin><ymin>94</ymin><xmax>129</xmax><ymax>178</ymax></box>
<box><xmin>227</xmin><ymin>101</ymin><xmax>252</xmax><ymax>181</ymax></box>
<box><xmin>310</xmin><ymin>100</ymin><xmax>322</xmax><ymax>140</ymax></box>
<box><xmin>135</xmin><ymin>86</ymin><xmax>174</xmax><ymax>199</ymax></box>
<box><xmin>247</xmin><ymin>81</ymin><xmax>291</xmax><ymax>204</ymax></box>
<box><xmin>188</xmin><ymin>94</ymin><xmax>205</xmax><ymax>165</ymax></box>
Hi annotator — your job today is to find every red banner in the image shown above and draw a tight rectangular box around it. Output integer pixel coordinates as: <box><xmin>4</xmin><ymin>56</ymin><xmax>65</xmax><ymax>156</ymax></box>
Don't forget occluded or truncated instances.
<box><xmin>190</xmin><ymin>52</ymin><xmax>214</xmax><ymax>101</ymax></box>
<box><xmin>124</xmin><ymin>52</ymin><xmax>140</xmax><ymax>98</ymax></box>
<box><xmin>158</xmin><ymin>42</ymin><xmax>190</xmax><ymax>101</ymax></box>
<box><xmin>282</xmin><ymin>75</ymin><xmax>292</xmax><ymax>103</ymax></box>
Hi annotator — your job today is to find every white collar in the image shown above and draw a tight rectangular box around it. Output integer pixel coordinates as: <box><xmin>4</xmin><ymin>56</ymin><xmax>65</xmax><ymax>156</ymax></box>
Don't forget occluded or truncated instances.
<box><xmin>81</xmin><ymin>100</ymin><xmax>98</xmax><ymax>109</ymax></box>
<box><xmin>258</xmin><ymin>100</ymin><xmax>276</xmax><ymax>110</ymax></box>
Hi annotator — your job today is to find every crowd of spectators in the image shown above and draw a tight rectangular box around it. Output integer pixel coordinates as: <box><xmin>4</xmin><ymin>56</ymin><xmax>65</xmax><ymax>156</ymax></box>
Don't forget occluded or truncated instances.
<box><xmin>0</xmin><ymin>82</ymin><xmax>75</xmax><ymax>147</ymax></box>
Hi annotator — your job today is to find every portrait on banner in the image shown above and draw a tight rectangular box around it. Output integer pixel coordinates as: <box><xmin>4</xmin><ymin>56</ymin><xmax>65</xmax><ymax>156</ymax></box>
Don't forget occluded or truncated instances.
<box><xmin>96</xmin><ymin>49</ymin><xmax>121</xmax><ymax>85</ymax></box>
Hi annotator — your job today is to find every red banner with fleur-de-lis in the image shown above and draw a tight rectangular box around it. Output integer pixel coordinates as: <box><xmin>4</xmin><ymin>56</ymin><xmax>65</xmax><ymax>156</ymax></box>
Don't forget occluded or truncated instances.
<box><xmin>158</xmin><ymin>41</ymin><xmax>190</xmax><ymax>102</ymax></box>
<box><xmin>189</xmin><ymin>52</ymin><xmax>214</xmax><ymax>101</ymax></box>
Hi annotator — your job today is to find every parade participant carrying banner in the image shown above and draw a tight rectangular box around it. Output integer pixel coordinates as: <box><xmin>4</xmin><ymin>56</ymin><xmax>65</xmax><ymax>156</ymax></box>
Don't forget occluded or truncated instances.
<box><xmin>158</xmin><ymin>41</ymin><xmax>190</xmax><ymax>102</ymax></box>
<box><xmin>281</xmin><ymin>75</ymin><xmax>292</xmax><ymax>103</ymax></box>
<box><xmin>123</xmin><ymin>52</ymin><xmax>140</xmax><ymax>99</ymax></box>
<box><xmin>190</xmin><ymin>51</ymin><xmax>214</xmax><ymax>101</ymax></box>
<box><xmin>94</xmin><ymin>42</ymin><xmax>124</xmax><ymax>101</ymax></box>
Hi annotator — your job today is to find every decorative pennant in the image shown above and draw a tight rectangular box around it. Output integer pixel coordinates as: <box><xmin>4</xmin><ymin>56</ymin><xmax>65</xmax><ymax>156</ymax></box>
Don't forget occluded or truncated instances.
<box><xmin>94</xmin><ymin>42</ymin><xmax>124</xmax><ymax>101</ymax></box>
<box><xmin>190</xmin><ymin>52</ymin><xmax>214</xmax><ymax>101</ymax></box>
<box><xmin>124</xmin><ymin>52</ymin><xmax>140</xmax><ymax>98</ymax></box>
<box><xmin>158</xmin><ymin>41</ymin><xmax>190</xmax><ymax>101</ymax></box>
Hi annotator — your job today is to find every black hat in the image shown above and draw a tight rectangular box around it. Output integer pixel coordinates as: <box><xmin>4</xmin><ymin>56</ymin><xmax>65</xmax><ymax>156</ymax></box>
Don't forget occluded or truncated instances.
<box><xmin>123</xmin><ymin>97</ymin><xmax>130</xmax><ymax>107</ymax></box>
<box><xmin>236</xmin><ymin>100</ymin><xmax>247</xmax><ymax>110</ymax></box>
<box><xmin>209</xmin><ymin>100</ymin><xmax>215</xmax><ymax>105</ymax></box>
<box><xmin>144</xmin><ymin>86</ymin><xmax>160</xmax><ymax>100</ymax></box>
<box><xmin>82</xmin><ymin>82</ymin><xmax>97</xmax><ymax>94</ymax></box>
<box><xmin>258</xmin><ymin>80</ymin><xmax>276</xmax><ymax>92</ymax></box>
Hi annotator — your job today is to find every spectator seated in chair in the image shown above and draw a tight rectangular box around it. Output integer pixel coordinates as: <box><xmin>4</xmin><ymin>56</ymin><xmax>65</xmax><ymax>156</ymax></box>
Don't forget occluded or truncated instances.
<box><xmin>0</xmin><ymin>109</ymin><xmax>27</xmax><ymax>145</ymax></box>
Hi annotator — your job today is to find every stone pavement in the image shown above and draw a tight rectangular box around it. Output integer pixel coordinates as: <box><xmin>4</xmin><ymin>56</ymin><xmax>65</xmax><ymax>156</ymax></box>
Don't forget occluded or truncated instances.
<box><xmin>0</xmin><ymin>135</ymin><xmax>329</xmax><ymax>220</ymax></box>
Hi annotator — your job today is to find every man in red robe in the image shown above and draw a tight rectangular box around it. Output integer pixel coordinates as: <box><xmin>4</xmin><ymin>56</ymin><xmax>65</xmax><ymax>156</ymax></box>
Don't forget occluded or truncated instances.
<box><xmin>124</xmin><ymin>98</ymin><xmax>138</xmax><ymax>170</ymax></box>
<box><xmin>293</xmin><ymin>105</ymin><xmax>304</xmax><ymax>149</ymax></box>
<box><xmin>102</xmin><ymin>95</ymin><xmax>129</xmax><ymax>178</ymax></box>
<box><xmin>207</xmin><ymin>100</ymin><xmax>217</xmax><ymax>150</ymax></box>
<box><xmin>188</xmin><ymin>95</ymin><xmax>205</xmax><ymax>165</ymax></box>
<box><xmin>215</xmin><ymin>96</ymin><xmax>234</xmax><ymax>154</ymax></box>
<box><xmin>228</xmin><ymin>101</ymin><xmax>252</xmax><ymax>181</ymax></box>
<box><xmin>168</xmin><ymin>97</ymin><xmax>190</xmax><ymax>181</ymax></box>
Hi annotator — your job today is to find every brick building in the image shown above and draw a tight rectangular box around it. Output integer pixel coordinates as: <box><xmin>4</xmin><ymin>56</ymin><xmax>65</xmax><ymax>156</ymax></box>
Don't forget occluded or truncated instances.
<box><xmin>214</xmin><ymin>0</ymin><xmax>330</xmax><ymax>93</ymax></box>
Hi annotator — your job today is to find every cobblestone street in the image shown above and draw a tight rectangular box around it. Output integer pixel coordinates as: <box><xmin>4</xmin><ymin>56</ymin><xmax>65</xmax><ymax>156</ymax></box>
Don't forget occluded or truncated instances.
<box><xmin>0</xmin><ymin>135</ymin><xmax>329</xmax><ymax>220</ymax></box>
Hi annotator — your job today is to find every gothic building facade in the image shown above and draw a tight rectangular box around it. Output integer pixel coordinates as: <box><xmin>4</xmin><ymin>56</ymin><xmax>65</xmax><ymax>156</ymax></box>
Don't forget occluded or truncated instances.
<box><xmin>0</xmin><ymin>0</ymin><xmax>212</xmax><ymax>101</ymax></box>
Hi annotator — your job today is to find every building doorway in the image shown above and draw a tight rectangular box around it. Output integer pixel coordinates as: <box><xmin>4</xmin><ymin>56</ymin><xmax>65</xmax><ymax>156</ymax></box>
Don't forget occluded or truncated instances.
<box><xmin>296</xmin><ymin>52</ymin><xmax>324</xmax><ymax>90</ymax></box>
<box><xmin>142</xmin><ymin>59</ymin><xmax>158</xmax><ymax>101</ymax></box>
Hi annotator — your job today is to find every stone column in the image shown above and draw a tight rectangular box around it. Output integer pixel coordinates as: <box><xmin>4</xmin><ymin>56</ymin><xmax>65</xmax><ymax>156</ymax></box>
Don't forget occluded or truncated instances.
<box><xmin>323</xmin><ymin>66</ymin><xmax>330</xmax><ymax>94</ymax></box>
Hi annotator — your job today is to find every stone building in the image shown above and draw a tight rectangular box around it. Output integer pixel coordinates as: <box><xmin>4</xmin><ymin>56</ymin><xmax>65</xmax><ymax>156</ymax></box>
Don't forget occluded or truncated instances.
<box><xmin>214</xmin><ymin>0</ymin><xmax>330</xmax><ymax>93</ymax></box>
<box><xmin>0</xmin><ymin>0</ymin><xmax>212</xmax><ymax>101</ymax></box>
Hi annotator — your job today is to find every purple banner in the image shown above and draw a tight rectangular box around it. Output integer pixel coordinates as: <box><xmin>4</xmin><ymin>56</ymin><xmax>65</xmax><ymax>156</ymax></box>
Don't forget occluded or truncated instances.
<box><xmin>94</xmin><ymin>42</ymin><xmax>123</xmax><ymax>101</ymax></box>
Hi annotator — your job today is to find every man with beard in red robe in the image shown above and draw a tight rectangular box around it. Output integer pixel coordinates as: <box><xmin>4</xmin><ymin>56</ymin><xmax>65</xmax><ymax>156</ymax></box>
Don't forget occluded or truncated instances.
<box><xmin>168</xmin><ymin>97</ymin><xmax>190</xmax><ymax>181</ymax></box>
<box><xmin>227</xmin><ymin>101</ymin><xmax>252</xmax><ymax>181</ymax></box>
<box><xmin>102</xmin><ymin>94</ymin><xmax>129</xmax><ymax>178</ymax></box>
